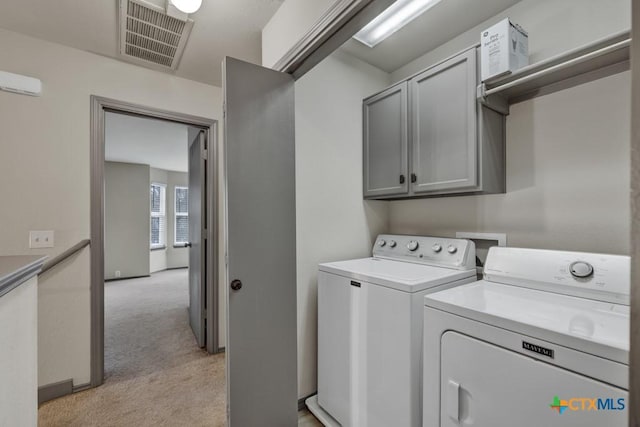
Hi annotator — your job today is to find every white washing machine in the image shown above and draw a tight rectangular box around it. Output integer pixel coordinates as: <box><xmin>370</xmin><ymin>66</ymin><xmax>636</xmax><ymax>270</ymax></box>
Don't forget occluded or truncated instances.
<box><xmin>422</xmin><ymin>247</ymin><xmax>630</xmax><ymax>427</ymax></box>
<box><xmin>307</xmin><ymin>234</ymin><xmax>477</xmax><ymax>427</ymax></box>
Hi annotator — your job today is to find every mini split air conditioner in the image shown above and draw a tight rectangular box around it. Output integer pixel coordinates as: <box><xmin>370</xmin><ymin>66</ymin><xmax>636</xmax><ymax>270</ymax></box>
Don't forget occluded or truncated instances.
<box><xmin>0</xmin><ymin>71</ymin><xmax>42</xmax><ymax>96</ymax></box>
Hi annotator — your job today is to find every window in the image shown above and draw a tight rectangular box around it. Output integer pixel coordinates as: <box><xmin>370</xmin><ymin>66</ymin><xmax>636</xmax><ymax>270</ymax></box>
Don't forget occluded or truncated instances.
<box><xmin>150</xmin><ymin>183</ymin><xmax>166</xmax><ymax>248</ymax></box>
<box><xmin>175</xmin><ymin>186</ymin><xmax>189</xmax><ymax>245</ymax></box>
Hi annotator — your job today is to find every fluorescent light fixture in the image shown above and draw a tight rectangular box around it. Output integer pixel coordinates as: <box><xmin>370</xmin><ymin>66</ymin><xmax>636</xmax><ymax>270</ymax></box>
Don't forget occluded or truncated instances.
<box><xmin>354</xmin><ymin>0</ymin><xmax>442</xmax><ymax>48</ymax></box>
<box><xmin>170</xmin><ymin>0</ymin><xmax>202</xmax><ymax>14</ymax></box>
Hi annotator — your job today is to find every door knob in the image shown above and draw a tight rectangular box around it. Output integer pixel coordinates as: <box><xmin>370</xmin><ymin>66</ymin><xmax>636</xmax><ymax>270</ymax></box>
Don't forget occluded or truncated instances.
<box><xmin>230</xmin><ymin>279</ymin><xmax>243</xmax><ymax>291</ymax></box>
<box><xmin>184</xmin><ymin>242</ymin><xmax>192</xmax><ymax>248</ymax></box>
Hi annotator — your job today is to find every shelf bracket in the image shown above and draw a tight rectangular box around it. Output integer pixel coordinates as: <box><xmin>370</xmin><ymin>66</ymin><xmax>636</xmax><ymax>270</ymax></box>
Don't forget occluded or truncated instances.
<box><xmin>477</xmin><ymin>83</ymin><xmax>510</xmax><ymax>115</ymax></box>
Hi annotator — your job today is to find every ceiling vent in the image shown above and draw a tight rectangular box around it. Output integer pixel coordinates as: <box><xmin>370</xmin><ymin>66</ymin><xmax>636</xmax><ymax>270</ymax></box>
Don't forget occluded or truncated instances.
<box><xmin>119</xmin><ymin>0</ymin><xmax>194</xmax><ymax>71</ymax></box>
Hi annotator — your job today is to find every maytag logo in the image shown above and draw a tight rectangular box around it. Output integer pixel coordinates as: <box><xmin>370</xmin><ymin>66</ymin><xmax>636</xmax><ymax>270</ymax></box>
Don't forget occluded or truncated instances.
<box><xmin>522</xmin><ymin>341</ymin><xmax>554</xmax><ymax>358</ymax></box>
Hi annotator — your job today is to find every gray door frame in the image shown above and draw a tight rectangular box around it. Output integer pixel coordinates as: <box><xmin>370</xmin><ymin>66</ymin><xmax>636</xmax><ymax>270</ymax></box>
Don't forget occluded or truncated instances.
<box><xmin>90</xmin><ymin>95</ymin><xmax>220</xmax><ymax>387</ymax></box>
<box><xmin>630</xmin><ymin>0</ymin><xmax>639</xmax><ymax>422</ymax></box>
<box><xmin>272</xmin><ymin>0</ymin><xmax>396</xmax><ymax>78</ymax></box>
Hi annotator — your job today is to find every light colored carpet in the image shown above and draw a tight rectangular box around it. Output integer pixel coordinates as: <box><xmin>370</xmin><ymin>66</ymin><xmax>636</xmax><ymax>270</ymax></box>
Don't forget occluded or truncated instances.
<box><xmin>38</xmin><ymin>269</ymin><xmax>323</xmax><ymax>426</ymax></box>
<box><xmin>39</xmin><ymin>269</ymin><xmax>227</xmax><ymax>427</ymax></box>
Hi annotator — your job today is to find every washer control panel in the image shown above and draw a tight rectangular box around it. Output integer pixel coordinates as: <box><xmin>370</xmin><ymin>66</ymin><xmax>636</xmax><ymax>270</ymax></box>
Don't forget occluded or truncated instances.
<box><xmin>372</xmin><ymin>234</ymin><xmax>475</xmax><ymax>270</ymax></box>
<box><xmin>569</xmin><ymin>261</ymin><xmax>594</xmax><ymax>278</ymax></box>
<box><xmin>484</xmin><ymin>247</ymin><xmax>630</xmax><ymax>305</ymax></box>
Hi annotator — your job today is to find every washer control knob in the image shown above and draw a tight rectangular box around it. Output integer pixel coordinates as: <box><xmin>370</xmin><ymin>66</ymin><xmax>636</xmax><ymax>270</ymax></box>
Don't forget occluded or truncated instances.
<box><xmin>432</xmin><ymin>244</ymin><xmax>442</xmax><ymax>253</ymax></box>
<box><xmin>447</xmin><ymin>245</ymin><xmax>457</xmax><ymax>254</ymax></box>
<box><xmin>570</xmin><ymin>261</ymin><xmax>594</xmax><ymax>279</ymax></box>
<box><xmin>377</xmin><ymin>239</ymin><xmax>386</xmax><ymax>247</ymax></box>
<box><xmin>407</xmin><ymin>240</ymin><xmax>419</xmax><ymax>251</ymax></box>
<box><xmin>389</xmin><ymin>240</ymin><xmax>397</xmax><ymax>248</ymax></box>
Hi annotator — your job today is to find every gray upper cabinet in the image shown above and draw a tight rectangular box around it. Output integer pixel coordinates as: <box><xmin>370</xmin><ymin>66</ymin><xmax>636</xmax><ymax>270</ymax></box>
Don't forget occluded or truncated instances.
<box><xmin>363</xmin><ymin>82</ymin><xmax>408</xmax><ymax>198</ymax></box>
<box><xmin>410</xmin><ymin>49</ymin><xmax>477</xmax><ymax>194</ymax></box>
<box><xmin>363</xmin><ymin>46</ymin><xmax>505</xmax><ymax>200</ymax></box>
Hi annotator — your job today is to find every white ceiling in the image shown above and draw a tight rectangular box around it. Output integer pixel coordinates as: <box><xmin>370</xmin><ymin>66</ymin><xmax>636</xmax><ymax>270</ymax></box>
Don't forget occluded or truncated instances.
<box><xmin>341</xmin><ymin>0</ymin><xmax>522</xmax><ymax>72</ymax></box>
<box><xmin>105</xmin><ymin>112</ymin><xmax>190</xmax><ymax>172</ymax></box>
<box><xmin>0</xmin><ymin>0</ymin><xmax>284</xmax><ymax>86</ymax></box>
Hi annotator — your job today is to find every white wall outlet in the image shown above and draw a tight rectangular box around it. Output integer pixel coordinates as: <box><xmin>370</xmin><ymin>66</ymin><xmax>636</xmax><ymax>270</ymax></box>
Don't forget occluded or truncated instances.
<box><xmin>115</xmin><ymin>270</ymin><xmax>121</xmax><ymax>278</ymax></box>
<box><xmin>29</xmin><ymin>230</ymin><xmax>54</xmax><ymax>248</ymax></box>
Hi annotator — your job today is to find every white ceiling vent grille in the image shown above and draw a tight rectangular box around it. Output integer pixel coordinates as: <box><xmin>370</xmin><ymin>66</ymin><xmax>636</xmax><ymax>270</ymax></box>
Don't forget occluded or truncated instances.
<box><xmin>119</xmin><ymin>0</ymin><xmax>194</xmax><ymax>71</ymax></box>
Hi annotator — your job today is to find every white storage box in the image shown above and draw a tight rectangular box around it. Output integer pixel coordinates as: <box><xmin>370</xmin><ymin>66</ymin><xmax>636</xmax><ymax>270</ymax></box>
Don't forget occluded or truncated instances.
<box><xmin>481</xmin><ymin>18</ymin><xmax>528</xmax><ymax>82</ymax></box>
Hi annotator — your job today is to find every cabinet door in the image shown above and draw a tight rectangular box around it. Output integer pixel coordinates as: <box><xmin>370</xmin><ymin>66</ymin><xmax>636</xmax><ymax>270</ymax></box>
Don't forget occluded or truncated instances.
<box><xmin>363</xmin><ymin>82</ymin><xmax>408</xmax><ymax>198</ymax></box>
<box><xmin>410</xmin><ymin>49</ymin><xmax>477</xmax><ymax>194</ymax></box>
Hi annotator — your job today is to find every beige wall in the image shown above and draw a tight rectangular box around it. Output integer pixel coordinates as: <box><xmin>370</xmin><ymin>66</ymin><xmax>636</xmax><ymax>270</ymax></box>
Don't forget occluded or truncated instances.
<box><xmin>391</xmin><ymin>71</ymin><xmax>630</xmax><ymax>254</ymax></box>
<box><xmin>388</xmin><ymin>0</ymin><xmax>631</xmax><ymax>255</ymax></box>
<box><xmin>105</xmin><ymin>164</ymin><xmax>188</xmax><ymax>278</ymax></box>
<box><xmin>0</xmin><ymin>28</ymin><xmax>222</xmax><ymax>387</ymax></box>
<box><xmin>261</xmin><ymin>0</ymin><xmax>336</xmax><ymax>68</ymax></box>
<box><xmin>105</xmin><ymin>162</ymin><xmax>150</xmax><ymax>280</ymax></box>
<box><xmin>294</xmin><ymin>49</ymin><xmax>390</xmax><ymax>398</ymax></box>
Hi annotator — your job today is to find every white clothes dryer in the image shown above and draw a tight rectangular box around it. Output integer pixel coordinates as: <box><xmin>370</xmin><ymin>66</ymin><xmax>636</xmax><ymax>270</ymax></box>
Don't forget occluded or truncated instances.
<box><xmin>423</xmin><ymin>247</ymin><xmax>630</xmax><ymax>427</ymax></box>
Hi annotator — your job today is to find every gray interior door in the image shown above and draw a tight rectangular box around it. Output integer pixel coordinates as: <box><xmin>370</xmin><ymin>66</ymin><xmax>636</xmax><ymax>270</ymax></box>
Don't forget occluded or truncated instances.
<box><xmin>188</xmin><ymin>128</ymin><xmax>205</xmax><ymax>348</ymax></box>
<box><xmin>223</xmin><ymin>57</ymin><xmax>297</xmax><ymax>427</ymax></box>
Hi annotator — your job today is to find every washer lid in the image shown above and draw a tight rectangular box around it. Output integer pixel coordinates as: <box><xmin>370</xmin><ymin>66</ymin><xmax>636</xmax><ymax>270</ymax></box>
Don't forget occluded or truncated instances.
<box><xmin>319</xmin><ymin>258</ymin><xmax>476</xmax><ymax>293</ymax></box>
<box><xmin>424</xmin><ymin>280</ymin><xmax>629</xmax><ymax>364</ymax></box>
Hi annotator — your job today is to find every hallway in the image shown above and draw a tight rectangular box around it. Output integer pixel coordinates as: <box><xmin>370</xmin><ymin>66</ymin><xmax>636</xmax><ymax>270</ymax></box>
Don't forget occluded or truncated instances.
<box><xmin>39</xmin><ymin>269</ymin><xmax>227</xmax><ymax>426</ymax></box>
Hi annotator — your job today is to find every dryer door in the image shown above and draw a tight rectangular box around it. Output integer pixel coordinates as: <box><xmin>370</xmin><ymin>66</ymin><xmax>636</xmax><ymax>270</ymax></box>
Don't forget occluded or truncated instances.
<box><xmin>440</xmin><ymin>332</ymin><xmax>627</xmax><ymax>427</ymax></box>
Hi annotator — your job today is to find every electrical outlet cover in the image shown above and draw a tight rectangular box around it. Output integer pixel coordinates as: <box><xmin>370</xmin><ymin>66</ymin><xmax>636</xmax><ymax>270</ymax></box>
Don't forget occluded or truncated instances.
<box><xmin>29</xmin><ymin>230</ymin><xmax>54</xmax><ymax>248</ymax></box>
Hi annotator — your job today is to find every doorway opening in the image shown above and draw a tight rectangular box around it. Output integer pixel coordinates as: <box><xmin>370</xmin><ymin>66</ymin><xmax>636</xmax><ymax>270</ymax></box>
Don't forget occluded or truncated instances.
<box><xmin>89</xmin><ymin>97</ymin><xmax>222</xmax><ymax>387</ymax></box>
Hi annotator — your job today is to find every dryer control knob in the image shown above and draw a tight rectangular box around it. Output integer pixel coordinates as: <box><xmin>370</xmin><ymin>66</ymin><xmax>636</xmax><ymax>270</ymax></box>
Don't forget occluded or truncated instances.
<box><xmin>570</xmin><ymin>261</ymin><xmax>594</xmax><ymax>279</ymax></box>
<box><xmin>432</xmin><ymin>244</ymin><xmax>442</xmax><ymax>253</ymax></box>
<box><xmin>447</xmin><ymin>245</ymin><xmax>457</xmax><ymax>254</ymax></box>
<box><xmin>377</xmin><ymin>239</ymin><xmax>386</xmax><ymax>247</ymax></box>
<box><xmin>407</xmin><ymin>240</ymin><xmax>419</xmax><ymax>251</ymax></box>
<box><xmin>389</xmin><ymin>240</ymin><xmax>397</xmax><ymax>248</ymax></box>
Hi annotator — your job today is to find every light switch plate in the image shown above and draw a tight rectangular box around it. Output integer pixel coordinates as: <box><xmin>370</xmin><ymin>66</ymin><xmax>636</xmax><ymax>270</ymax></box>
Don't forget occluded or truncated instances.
<box><xmin>29</xmin><ymin>230</ymin><xmax>54</xmax><ymax>248</ymax></box>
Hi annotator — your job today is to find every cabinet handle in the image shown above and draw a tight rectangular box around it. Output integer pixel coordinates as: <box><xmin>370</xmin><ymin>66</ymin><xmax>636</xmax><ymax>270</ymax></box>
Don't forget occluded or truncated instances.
<box><xmin>411</xmin><ymin>173</ymin><xmax>417</xmax><ymax>183</ymax></box>
<box><xmin>399</xmin><ymin>174</ymin><xmax>405</xmax><ymax>184</ymax></box>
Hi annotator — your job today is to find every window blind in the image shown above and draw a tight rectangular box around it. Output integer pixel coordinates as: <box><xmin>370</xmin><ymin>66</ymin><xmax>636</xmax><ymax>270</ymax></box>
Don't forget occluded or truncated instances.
<box><xmin>175</xmin><ymin>186</ymin><xmax>189</xmax><ymax>245</ymax></box>
<box><xmin>150</xmin><ymin>183</ymin><xmax>166</xmax><ymax>248</ymax></box>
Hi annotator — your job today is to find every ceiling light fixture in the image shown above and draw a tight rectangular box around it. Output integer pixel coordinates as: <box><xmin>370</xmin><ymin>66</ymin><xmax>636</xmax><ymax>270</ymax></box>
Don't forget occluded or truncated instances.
<box><xmin>170</xmin><ymin>0</ymin><xmax>202</xmax><ymax>14</ymax></box>
<box><xmin>354</xmin><ymin>0</ymin><xmax>442</xmax><ymax>48</ymax></box>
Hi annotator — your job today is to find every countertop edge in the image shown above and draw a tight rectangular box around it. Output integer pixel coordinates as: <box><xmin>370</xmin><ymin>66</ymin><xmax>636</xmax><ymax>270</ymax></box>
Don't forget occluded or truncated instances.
<box><xmin>0</xmin><ymin>256</ymin><xmax>47</xmax><ymax>298</ymax></box>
